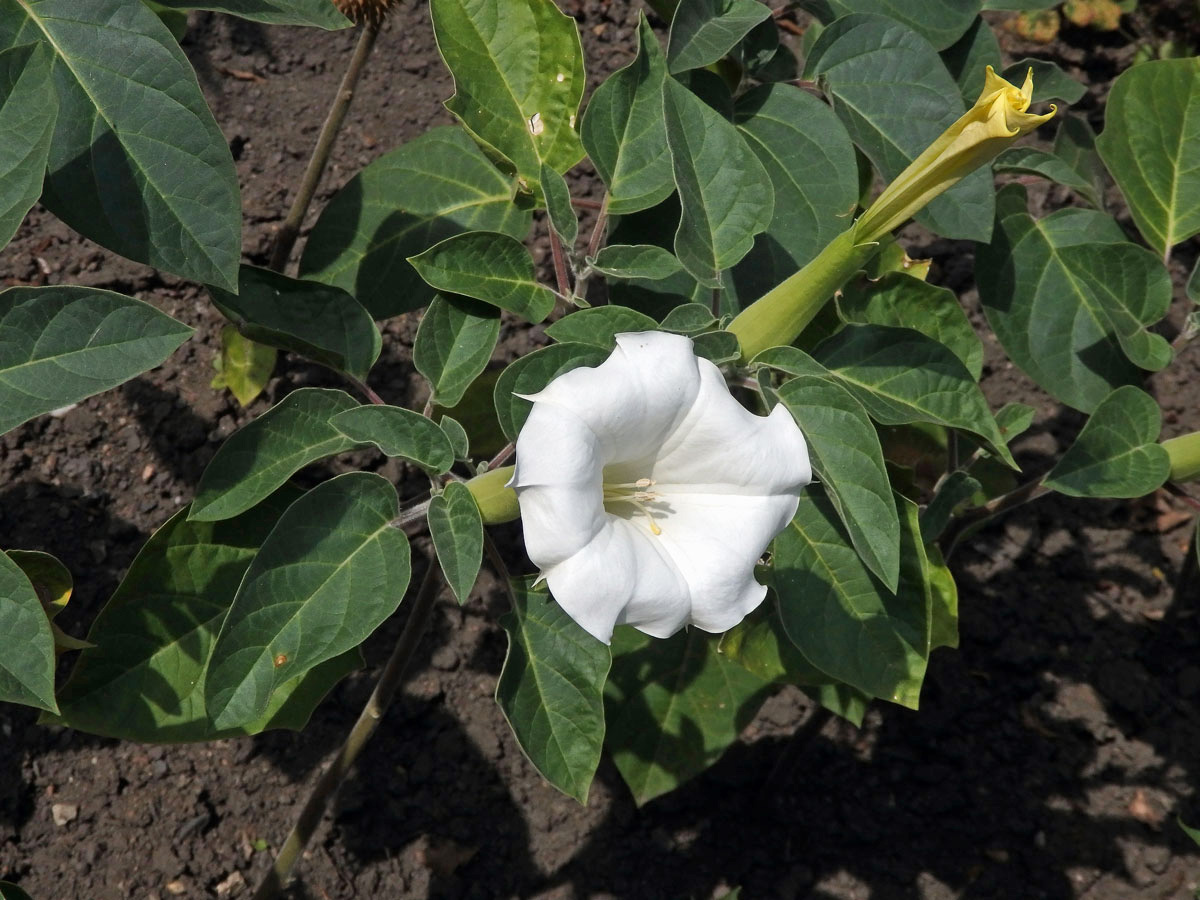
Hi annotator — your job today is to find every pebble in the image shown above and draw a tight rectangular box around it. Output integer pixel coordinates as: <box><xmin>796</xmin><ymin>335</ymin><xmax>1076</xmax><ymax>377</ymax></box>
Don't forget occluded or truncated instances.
<box><xmin>51</xmin><ymin>802</ymin><xmax>78</xmax><ymax>826</ymax></box>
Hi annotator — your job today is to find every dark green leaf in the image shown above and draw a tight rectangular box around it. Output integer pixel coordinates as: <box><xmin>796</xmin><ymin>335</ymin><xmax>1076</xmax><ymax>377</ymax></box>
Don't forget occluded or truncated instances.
<box><xmin>662</xmin><ymin>75</ymin><xmax>773</xmax><ymax>287</ymax></box>
<box><xmin>588</xmin><ymin>244</ymin><xmax>685</xmax><ymax>281</ymax></box>
<box><xmin>0</xmin><ymin>286</ymin><xmax>191</xmax><ymax>436</ymax></box>
<box><xmin>605</xmin><ymin>626</ymin><xmax>769</xmax><ymax>805</ymax></box>
<box><xmin>413</xmin><ymin>294</ymin><xmax>501</xmax><ymax>409</ymax></box>
<box><xmin>996</xmin><ymin>402</ymin><xmax>1036</xmax><ymax>443</ymax></box>
<box><xmin>1002</xmin><ymin>58</ymin><xmax>1086</xmax><ymax>105</ymax></box>
<box><xmin>208</xmin><ymin>266</ymin><xmax>381</xmax><ymax>382</ymax></box>
<box><xmin>776</xmin><ymin>375</ymin><xmax>901</xmax><ymax>591</ymax></box>
<box><xmin>439</xmin><ymin>415</ymin><xmax>471</xmax><ymax>460</ymax></box>
<box><xmin>580</xmin><ymin>16</ymin><xmax>673</xmax><ymax>215</ymax></box>
<box><xmin>0</xmin><ymin>42</ymin><xmax>56</xmax><ymax>248</ymax></box>
<box><xmin>497</xmin><ymin>580</ymin><xmax>610</xmax><ymax>802</ymax></box>
<box><xmin>804</xmin><ymin>14</ymin><xmax>994</xmax><ymax>241</ymax></box>
<box><xmin>429</xmin><ymin>482</ymin><xmax>484</xmax><ymax>605</ymax></box>
<box><xmin>666</xmin><ymin>0</ymin><xmax>771</xmax><ymax>74</ymax></box>
<box><xmin>1053</xmin><ymin>114</ymin><xmax>1105</xmax><ymax>208</ymax></box>
<box><xmin>330</xmin><ymin>405</ymin><xmax>455</xmax><ymax>474</ymax></box>
<box><xmin>544</xmin><ymin>306</ymin><xmax>658</xmax><ymax>348</ymax></box>
<box><xmin>494</xmin><ymin>342</ymin><xmax>609</xmax><ymax>440</ymax></box>
<box><xmin>190</xmin><ymin>388</ymin><xmax>365</xmax><ymax>522</ymax></box>
<box><xmin>151</xmin><ymin>0</ymin><xmax>349</xmax><ymax>27</ymax></box>
<box><xmin>0</xmin><ymin>882</ymin><xmax>34</xmax><ymax>900</ymax></box>
<box><xmin>977</xmin><ymin>184</ymin><xmax>1170</xmax><ymax>413</ymax></box>
<box><xmin>995</xmin><ymin>146</ymin><xmax>1100</xmax><ymax>206</ymax></box>
<box><xmin>920</xmin><ymin>470</ymin><xmax>981</xmax><ymax>542</ymax></box>
<box><xmin>0</xmin><ymin>0</ymin><xmax>241</xmax><ymax>288</ymax></box>
<box><xmin>940</xmin><ymin>17</ymin><xmax>1001</xmax><ymax>106</ymax></box>
<box><xmin>431</xmin><ymin>0</ymin><xmax>585</xmax><ymax>196</ymax></box>
<box><xmin>0</xmin><ymin>550</ymin><xmax>57</xmax><ymax>712</ymax></box>
<box><xmin>691</xmin><ymin>329</ymin><xmax>740</xmax><ymax>364</ymax></box>
<box><xmin>773</xmin><ymin>487</ymin><xmax>930</xmax><ymax>707</ymax></box>
<box><xmin>299</xmin><ymin>127</ymin><xmax>531</xmax><ymax>319</ymax></box>
<box><xmin>53</xmin><ymin>488</ymin><xmax>360</xmax><ymax>741</ymax></box>
<box><xmin>837</xmin><ymin>272</ymin><xmax>984</xmax><ymax>379</ymax></box>
<box><xmin>1179</xmin><ymin>817</ymin><xmax>1200</xmax><ymax>848</ymax></box>
<box><xmin>409</xmin><ymin>232</ymin><xmax>556</xmax><ymax>323</ymax></box>
<box><xmin>540</xmin><ymin>163</ymin><xmax>578</xmax><ymax>247</ymax></box>
<box><xmin>1096</xmin><ymin>58</ymin><xmax>1200</xmax><ymax>257</ymax></box>
<box><xmin>1044</xmin><ymin>386</ymin><xmax>1170</xmax><ymax>498</ymax></box>
<box><xmin>729</xmin><ymin>83</ymin><xmax>859</xmax><ymax>301</ymax></box>
<box><xmin>813</xmin><ymin>0</ymin><xmax>981</xmax><ymax>49</ymax></box>
<box><xmin>206</xmin><ymin>473</ymin><xmax>410</xmax><ymax>730</ymax></box>
<box><xmin>721</xmin><ymin>604</ymin><xmax>833</xmax><ymax>685</ymax></box>
<box><xmin>660</xmin><ymin>302</ymin><xmax>716</xmax><ymax>333</ymax></box>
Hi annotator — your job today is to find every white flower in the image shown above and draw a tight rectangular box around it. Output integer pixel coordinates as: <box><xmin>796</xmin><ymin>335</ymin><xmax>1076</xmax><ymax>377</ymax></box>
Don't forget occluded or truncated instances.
<box><xmin>509</xmin><ymin>331</ymin><xmax>812</xmax><ymax>644</ymax></box>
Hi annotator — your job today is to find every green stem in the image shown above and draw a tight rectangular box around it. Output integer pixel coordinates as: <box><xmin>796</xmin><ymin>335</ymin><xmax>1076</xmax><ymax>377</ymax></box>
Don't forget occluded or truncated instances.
<box><xmin>1164</xmin><ymin>431</ymin><xmax>1200</xmax><ymax>483</ymax></box>
<box><xmin>251</xmin><ymin>561</ymin><xmax>445</xmax><ymax>900</ymax></box>
<box><xmin>267</xmin><ymin>20</ymin><xmax>381</xmax><ymax>273</ymax></box>
<box><xmin>726</xmin><ymin>229</ymin><xmax>878</xmax><ymax>362</ymax></box>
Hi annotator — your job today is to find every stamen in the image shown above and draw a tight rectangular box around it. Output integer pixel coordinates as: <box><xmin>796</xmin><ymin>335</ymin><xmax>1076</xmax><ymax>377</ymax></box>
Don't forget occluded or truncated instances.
<box><xmin>603</xmin><ymin>478</ymin><xmax>664</xmax><ymax>535</ymax></box>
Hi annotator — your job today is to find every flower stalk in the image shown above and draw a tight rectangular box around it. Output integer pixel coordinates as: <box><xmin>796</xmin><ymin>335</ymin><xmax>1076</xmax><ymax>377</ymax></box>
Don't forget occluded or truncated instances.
<box><xmin>1164</xmin><ymin>431</ymin><xmax>1200</xmax><ymax>483</ymax></box>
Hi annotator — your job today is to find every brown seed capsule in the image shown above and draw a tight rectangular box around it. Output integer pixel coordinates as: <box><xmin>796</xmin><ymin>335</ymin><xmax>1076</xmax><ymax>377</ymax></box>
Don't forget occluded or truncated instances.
<box><xmin>332</xmin><ymin>0</ymin><xmax>400</xmax><ymax>25</ymax></box>
<box><xmin>274</xmin><ymin>654</ymin><xmax>288</xmax><ymax>667</ymax></box>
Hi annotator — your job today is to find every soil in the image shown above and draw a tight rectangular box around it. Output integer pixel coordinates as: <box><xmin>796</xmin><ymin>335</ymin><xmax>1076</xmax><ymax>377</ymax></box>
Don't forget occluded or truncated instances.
<box><xmin>1</xmin><ymin>3</ymin><xmax>1199</xmax><ymax>899</ymax></box>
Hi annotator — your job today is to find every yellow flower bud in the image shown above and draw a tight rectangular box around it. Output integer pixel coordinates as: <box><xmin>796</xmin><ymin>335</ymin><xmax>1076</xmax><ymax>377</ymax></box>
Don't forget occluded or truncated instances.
<box><xmin>853</xmin><ymin>67</ymin><xmax>1056</xmax><ymax>244</ymax></box>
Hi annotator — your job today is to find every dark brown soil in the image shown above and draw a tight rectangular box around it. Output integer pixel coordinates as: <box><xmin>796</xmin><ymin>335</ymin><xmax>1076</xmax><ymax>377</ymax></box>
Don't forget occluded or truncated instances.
<box><xmin>1</xmin><ymin>4</ymin><xmax>1199</xmax><ymax>899</ymax></box>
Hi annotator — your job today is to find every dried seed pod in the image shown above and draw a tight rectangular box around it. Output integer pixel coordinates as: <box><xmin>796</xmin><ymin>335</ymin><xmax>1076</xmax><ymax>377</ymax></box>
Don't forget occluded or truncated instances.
<box><xmin>333</xmin><ymin>0</ymin><xmax>399</xmax><ymax>26</ymax></box>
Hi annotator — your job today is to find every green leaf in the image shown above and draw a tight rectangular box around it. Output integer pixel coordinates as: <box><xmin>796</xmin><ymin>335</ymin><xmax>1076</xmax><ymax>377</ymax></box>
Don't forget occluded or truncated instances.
<box><xmin>1002</xmin><ymin>58</ymin><xmax>1086</xmax><ymax>105</ymax></box>
<box><xmin>414</xmin><ymin>294</ymin><xmax>501</xmax><ymax>409</ymax></box>
<box><xmin>660</xmin><ymin>302</ymin><xmax>716</xmax><ymax>333</ymax></box>
<box><xmin>804</xmin><ymin>326</ymin><xmax>1015</xmax><ymax>466</ymax></box>
<box><xmin>150</xmin><ymin>0</ymin><xmax>350</xmax><ymax>27</ymax></box>
<box><xmin>431</xmin><ymin>0</ymin><xmax>585</xmax><ymax>196</ymax></box>
<box><xmin>776</xmin><ymin>375</ymin><xmax>901</xmax><ymax>591</ymax></box>
<box><xmin>919</xmin><ymin>470</ymin><xmax>981</xmax><ymax>542</ymax></box>
<box><xmin>540</xmin><ymin>163</ymin><xmax>578</xmax><ymax>247</ymax></box>
<box><xmin>1044</xmin><ymin>386</ymin><xmax>1170</xmax><ymax>498</ymax></box>
<box><xmin>666</xmin><ymin>0</ymin><xmax>771</xmax><ymax>74</ymax></box>
<box><xmin>1097</xmin><ymin>58</ymin><xmax>1200</xmax><ymax>257</ymax></box>
<box><xmin>439</xmin><ymin>415</ymin><xmax>470</xmax><ymax>460</ymax></box>
<box><xmin>996</xmin><ymin>402</ymin><xmax>1036</xmax><ymax>443</ymax></box>
<box><xmin>587</xmin><ymin>245</ymin><xmax>685</xmax><ymax>281</ymax></box>
<box><xmin>729</xmin><ymin>83</ymin><xmax>859</xmax><ymax>300</ymax></box>
<box><xmin>580</xmin><ymin>16</ymin><xmax>673</xmax><ymax>216</ymax></box>
<box><xmin>926</xmin><ymin>544</ymin><xmax>958</xmax><ymax>651</ymax></box>
<box><xmin>837</xmin><ymin>272</ymin><xmax>984</xmax><ymax>379</ymax></box>
<box><xmin>663</xmin><ymin>75</ymin><xmax>773</xmax><ymax>287</ymax></box>
<box><xmin>494</xmin><ymin>342</ymin><xmax>609</xmax><ymax>440</ymax></box>
<box><xmin>211</xmin><ymin>325</ymin><xmax>276</xmax><ymax>408</ymax></box>
<box><xmin>1054</xmin><ymin>114</ymin><xmax>1105</xmax><ymax>207</ymax></box>
<box><xmin>804</xmin><ymin>13</ymin><xmax>994</xmax><ymax>241</ymax></box>
<box><xmin>299</xmin><ymin>126</ymin><xmax>532</xmax><ymax>319</ymax></box>
<box><xmin>940</xmin><ymin>17</ymin><xmax>1001</xmax><ymax>106</ymax></box>
<box><xmin>0</xmin><ymin>286</ymin><xmax>191</xmax><ymax>436</ymax></box>
<box><xmin>605</xmin><ymin>626</ymin><xmax>769</xmax><ymax>805</ymax></box>
<box><xmin>994</xmin><ymin>146</ymin><xmax>1101</xmax><ymax>207</ymax></box>
<box><xmin>429</xmin><ymin>482</ymin><xmax>484</xmax><ymax>605</ymax></box>
<box><xmin>812</xmin><ymin>0</ymin><xmax>981</xmax><ymax>50</ymax></box>
<box><xmin>53</xmin><ymin>488</ymin><xmax>360</xmax><ymax>741</ymax></box>
<box><xmin>544</xmin><ymin>305</ymin><xmax>659</xmax><ymax>348</ymax></box>
<box><xmin>0</xmin><ymin>0</ymin><xmax>241</xmax><ymax>288</ymax></box>
<box><xmin>190</xmin><ymin>388</ymin><xmax>365</xmax><ymax>522</ymax></box>
<box><xmin>690</xmin><ymin>329</ymin><xmax>740</xmax><ymax>364</ymax></box>
<box><xmin>1179</xmin><ymin>817</ymin><xmax>1200</xmax><ymax>849</ymax></box>
<box><xmin>773</xmin><ymin>487</ymin><xmax>931</xmax><ymax>707</ymax></box>
<box><xmin>208</xmin><ymin>266</ymin><xmax>381</xmax><ymax>382</ymax></box>
<box><xmin>0</xmin><ymin>882</ymin><xmax>34</xmax><ymax>900</ymax></box>
<box><xmin>496</xmin><ymin>579</ymin><xmax>610</xmax><ymax>802</ymax></box>
<box><xmin>409</xmin><ymin>232</ymin><xmax>556</xmax><ymax>323</ymax></box>
<box><xmin>0</xmin><ymin>551</ymin><xmax>57</xmax><ymax>712</ymax></box>
<box><xmin>977</xmin><ymin>184</ymin><xmax>1171</xmax><ymax>413</ymax></box>
<box><xmin>0</xmin><ymin>42</ymin><xmax>55</xmax><ymax>248</ymax></box>
<box><xmin>329</xmin><ymin>405</ymin><xmax>455</xmax><ymax>474</ymax></box>
<box><xmin>721</xmin><ymin>604</ymin><xmax>833</xmax><ymax>685</ymax></box>
<box><xmin>206</xmin><ymin>473</ymin><xmax>410</xmax><ymax>730</ymax></box>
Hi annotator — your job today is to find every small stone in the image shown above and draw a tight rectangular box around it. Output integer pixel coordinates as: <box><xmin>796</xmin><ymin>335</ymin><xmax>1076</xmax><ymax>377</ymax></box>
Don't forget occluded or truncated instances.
<box><xmin>51</xmin><ymin>802</ymin><xmax>78</xmax><ymax>826</ymax></box>
<box><xmin>166</xmin><ymin>879</ymin><xmax>187</xmax><ymax>895</ymax></box>
<box><xmin>215</xmin><ymin>871</ymin><xmax>246</xmax><ymax>897</ymax></box>
<box><xmin>142</xmin><ymin>464</ymin><xmax>156</xmax><ymax>483</ymax></box>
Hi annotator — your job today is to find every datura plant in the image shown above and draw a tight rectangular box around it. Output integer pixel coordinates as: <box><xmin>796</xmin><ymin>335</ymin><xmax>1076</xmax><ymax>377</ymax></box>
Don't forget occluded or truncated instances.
<box><xmin>0</xmin><ymin>0</ymin><xmax>1198</xmax><ymax>896</ymax></box>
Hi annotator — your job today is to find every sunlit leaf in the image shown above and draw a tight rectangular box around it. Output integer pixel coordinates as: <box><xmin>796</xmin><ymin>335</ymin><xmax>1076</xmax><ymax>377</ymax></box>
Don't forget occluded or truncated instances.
<box><xmin>666</xmin><ymin>0</ymin><xmax>771</xmax><ymax>74</ymax></box>
<box><xmin>211</xmin><ymin>325</ymin><xmax>276</xmax><ymax>408</ymax></box>
<box><xmin>413</xmin><ymin>294</ymin><xmax>501</xmax><ymax>409</ymax></box>
<box><xmin>494</xmin><ymin>342</ymin><xmax>609</xmax><ymax>440</ymax></box>
<box><xmin>0</xmin><ymin>42</ymin><xmax>56</xmax><ymax>248</ymax></box>
<box><xmin>544</xmin><ymin>305</ymin><xmax>659</xmax><ymax>348</ymax></box>
<box><xmin>429</xmin><ymin>482</ymin><xmax>484</xmax><ymax>605</ymax></box>
<box><xmin>0</xmin><ymin>551</ymin><xmax>56</xmax><ymax>712</ymax></box>
<box><xmin>330</xmin><ymin>404</ymin><xmax>455</xmax><ymax>474</ymax></box>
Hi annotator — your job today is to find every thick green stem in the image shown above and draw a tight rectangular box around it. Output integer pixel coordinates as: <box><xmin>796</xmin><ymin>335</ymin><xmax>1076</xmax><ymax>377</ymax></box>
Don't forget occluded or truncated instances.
<box><xmin>1164</xmin><ymin>431</ymin><xmax>1200</xmax><ymax>483</ymax></box>
<box><xmin>251</xmin><ymin>562</ymin><xmax>444</xmax><ymax>900</ymax></box>
<box><xmin>268</xmin><ymin>20</ymin><xmax>381</xmax><ymax>273</ymax></box>
<box><xmin>726</xmin><ymin>230</ymin><xmax>878</xmax><ymax>362</ymax></box>
<box><xmin>466</xmin><ymin>465</ymin><xmax>519</xmax><ymax>524</ymax></box>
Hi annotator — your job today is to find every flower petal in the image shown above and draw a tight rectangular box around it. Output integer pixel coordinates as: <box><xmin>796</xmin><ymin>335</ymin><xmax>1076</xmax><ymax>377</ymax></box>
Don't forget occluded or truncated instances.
<box><xmin>649</xmin><ymin>361</ymin><xmax>812</xmax><ymax>495</ymax></box>
<box><xmin>525</xmin><ymin>331</ymin><xmax>702</xmax><ymax>463</ymax></box>
<box><xmin>653</xmin><ymin>492</ymin><xmax>799</xmax><ymax>632</ymax></box>
<box><xmin>510</xmin><ymin>403</ymin><xmax>606</xmax><ymax>568</ymax></box>
<box><xmin>544</xmin><ymin>518</ymin><xmax>691</xmax><ymax>643</ymax></box>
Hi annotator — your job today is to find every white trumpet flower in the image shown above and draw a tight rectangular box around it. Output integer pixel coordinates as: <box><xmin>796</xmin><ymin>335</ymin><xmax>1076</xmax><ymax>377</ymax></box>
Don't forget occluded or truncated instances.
<box><xmin>510</xmin><ymin>331</ymin><xmax>812</xmax><ymax>644</ymax></box>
